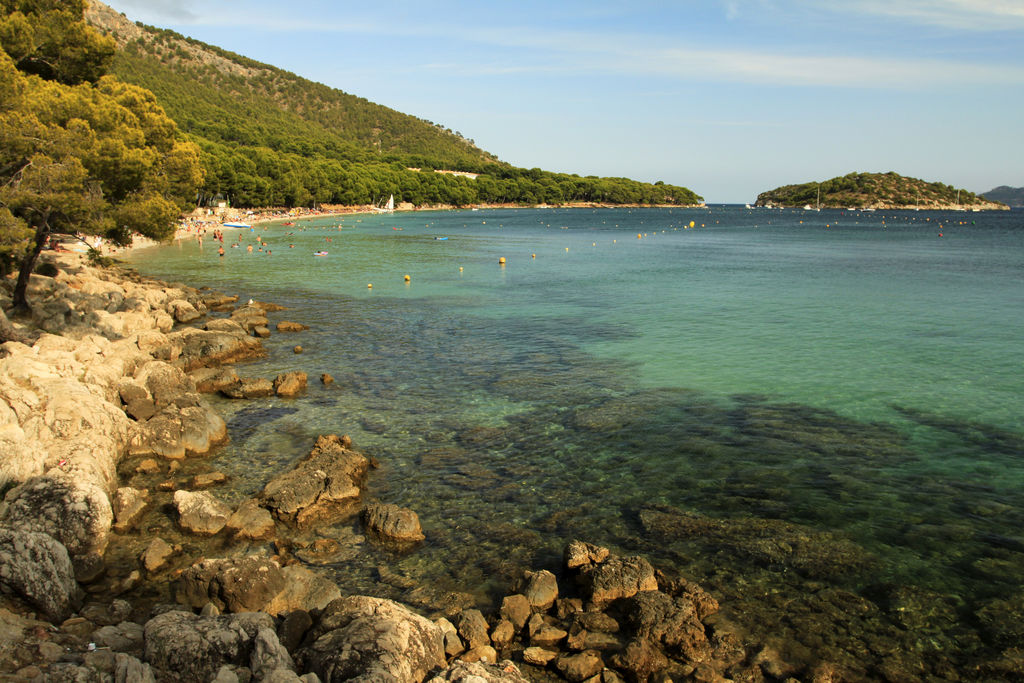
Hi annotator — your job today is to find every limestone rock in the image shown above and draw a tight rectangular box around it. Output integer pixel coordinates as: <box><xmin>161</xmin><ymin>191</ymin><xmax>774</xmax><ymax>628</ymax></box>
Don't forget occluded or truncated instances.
<box><xmin>457</xmin><ymin>609</ymin><xmax>491</xmax><ymax>650</ymax></box>
<box><xmin>112</xmin><ymin>487</ymin><xmax>149</xmax><ymax>533</ymax></box>
<box><xmin>253</xmin><ymin>326</ymin><xmax>272</xmax><ymax>338</ymax></box>
<box><xmin>114</xmin><ymin>653</ymin><xmax>155</xmax><ymax>683</ymax></box>
<box><xmin>142</xmin><ymin>537</ymin><xmax>175</xmax><ymax>573</ymax></box>
<box><xmin>168</xmin><ymin>299</ymin><xmax>202</xmax><ymax>323</ymax></box>
<box><xmin>500</xmin><ymin>594</ymin><xmax>531</xmax><ymax>630</ymax></box>
<box><xmin>299</xmin><ymin>596</ymin><xmax>445</xmax><ymax>683</ymax></box>
<box><xmin>176</xmin><ymin>556</ymin><xmax>286</xmax><ymax>613</ymax></box>
<box><xmin>260</xmin><ymin>435</ymin><xmax>370</xmax><ymax>527</ymax></box>
<box><xmin>520</xmin><ymin>569</ymin><xmax>558</xmax><ymax>612</ymax></box>
<box><xmin>220</xmin><ymin>377</ymin><xmax>274</xmax><ymax>399</ymax></box>
<box><xmin>191</xmin><ymin>471</ymin><xmax>227</xmax><ymax>489</ymax></box>
<box><xmin>225</xmin><ymin>499</ymin><xmax>276</xmax><ymax>541</ymax></box>
<box><xmin>490</xmin><ymin>619</ymin><xmax>515</xmax><ymax>649</ymax></box>
<box><xmin>362</xmin><ymin>502</ymin><xmax>425</xmax><ymax>544</ymax></box>
<box><xmin>190</xmin><ymin>367</ymin><xmax>241</xmax><ymax>394</ymax></box>
<box><xmin>230</xmin><ymin>305</ymin><xmax>269</xmax><ymax>333</ymax></box>
<box><xmin>168</xmin><ymin>326</ymin><xmax>265</xmax><ymax>371</ymax></box>
<box><xmin>250</xmin><ymin>626</ymin><xmax>296</xmax><ymax>680</ymax></box>
<box><xmin>0</xmin><ymin>526</ymin><xmax>82</xmax><ymax>621</ymax></box>
<box><xmin>556</xmin><ymin>651</ymin><xmax>604</xmax><ymax>682</ymax></box>
<box><xmin>320</xmin><ymin>373</ymin><xmax>334</xmax><ymax>385</ymax></box>
<box><xmin>173</xmin><ymin>490</ymin><xmax>231</xmax><ymax>536</ymax></box>
<box><xmin>580</xmin><ymin>555</ymin><xmax>658</xmax><ymax>608</ymax></box>
<box><xmin>274</xmin><ymin>371</ymin><xmax>308</xmax><ymax>398</ymax></box>
<box><xmin>522</xmin><ymin>647</ymin><xmax>559</xmax><ymax>666</ymax></box>
<box><xmin>276</xmin><ymin>321</ymin><xmax>309</xmax><ymax>332</ymax></box>
<box><xmin>565</xmin><ymin>540</ymin><xmax>609</xmax><ymax>569</ymax></box>
<box><xmin>143</xmin><ymin>610</ymin><xmax>276</xmax><ymax>682</ymax></box>
<box><xmin>129</xmin><ymin>404</ymin><xmax>227</xmax><ymax>459</ymax></box>
<box><xmin>427</xmin><ymin>659</ymin><xmax>530</xmax><ymax>682</ymax></box>
<box><xmin>0</xmin><ymin>476</ymin><xmax>112</xmax><ymax>580</ymax></box>
<box><xmin>262</xmin><ymin>565</ymin><xmax>342</xmax><ymax>616</ymax></box>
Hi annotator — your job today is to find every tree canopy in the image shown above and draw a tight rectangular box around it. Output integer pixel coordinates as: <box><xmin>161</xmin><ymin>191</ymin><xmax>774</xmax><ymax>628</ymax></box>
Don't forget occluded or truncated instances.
<box><xmin>0</xmin><ymin>0</ymin><xmax>202</xmax><ymax>311</ymax></box>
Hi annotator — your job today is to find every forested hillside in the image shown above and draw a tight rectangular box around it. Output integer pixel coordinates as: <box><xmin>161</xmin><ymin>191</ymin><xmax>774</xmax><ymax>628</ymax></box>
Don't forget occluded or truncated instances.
<box><xmin>85</xmin><ymin>1</ymin><xmax>702</xmax><ymax>209</ymax></box>
<box><xmin>981</xmin><ymin>186</ymin><xmax>1024</xmax><ymax>208</ymax></box>
<box><xmin>755</xmin><ymin>172</ymin><xmax>1006</xmax><ymax>210</ymax></box>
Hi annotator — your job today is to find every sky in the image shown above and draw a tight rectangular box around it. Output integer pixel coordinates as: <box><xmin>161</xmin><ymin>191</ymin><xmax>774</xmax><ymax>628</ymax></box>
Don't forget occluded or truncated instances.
<box><xmin>98</xmin><ymin>0</ymin><xmax>1023</xmax><ymax>203</ymax></box>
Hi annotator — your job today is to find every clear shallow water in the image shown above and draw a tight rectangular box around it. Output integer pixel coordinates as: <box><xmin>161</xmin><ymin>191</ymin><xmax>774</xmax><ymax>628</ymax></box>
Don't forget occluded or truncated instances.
<box><xmin>127</xmin><ymin>207</ymin><xmax>1024</xmax><ymax>674</ymax></box>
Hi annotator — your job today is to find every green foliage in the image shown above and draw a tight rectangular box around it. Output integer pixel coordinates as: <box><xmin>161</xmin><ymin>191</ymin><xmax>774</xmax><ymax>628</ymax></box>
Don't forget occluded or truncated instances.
<box><xmin>88</xmin><ymin>6</ymin><xmax>702</xmax><ymax>209</ymax></box>
<box><xmin>755</xmin><ymin>172</ymin><xmax>999</xmax><ymax>209</ymax></box>
<box><xmin>0</xmin><ymin>2</ymin><xmax>202</xmax><ymax>310</ymax></box>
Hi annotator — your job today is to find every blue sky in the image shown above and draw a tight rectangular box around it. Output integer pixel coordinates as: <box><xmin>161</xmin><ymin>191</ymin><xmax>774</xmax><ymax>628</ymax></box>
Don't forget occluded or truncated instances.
<box><xmin>100</xmin><ymin>0</ymin><xmax>1023</xmax><ymax>203</ymax></box>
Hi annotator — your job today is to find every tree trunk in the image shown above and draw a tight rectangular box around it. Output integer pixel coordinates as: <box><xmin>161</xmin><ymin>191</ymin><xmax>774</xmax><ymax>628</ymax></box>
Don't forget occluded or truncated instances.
<box><xmin>11</xmin><ymin>213</ymin><xmax>50</xmax><ymax>314</ymax></box>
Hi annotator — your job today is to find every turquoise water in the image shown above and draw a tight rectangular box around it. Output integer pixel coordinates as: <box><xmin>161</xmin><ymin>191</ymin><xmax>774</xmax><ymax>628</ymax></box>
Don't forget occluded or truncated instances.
<box><xmin>127</xmin><ymin>207</ymin><xmax>1024</xmax><ymax>675</ymax></box>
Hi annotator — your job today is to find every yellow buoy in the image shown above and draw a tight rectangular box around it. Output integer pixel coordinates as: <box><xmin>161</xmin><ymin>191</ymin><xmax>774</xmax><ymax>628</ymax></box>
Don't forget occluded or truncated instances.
<box><xmin>498</xmin><ymin>257</ymin><xmax>506</xmax><ymax>265</ymax></box>
<box><xmin>637</xmin><ymin>233</ymin><xmax>642</xmax><ymax>239</ymax></box>
<box><xmin>689</xmin><ymin>221</ymin><xmax>695</xmax><ymax>228</ymax></box>
<box><xmin>404</xmin><ymin>274</ymin><xmax>410</xmax><ymax>282</ymax></box>
<box><xmin>367</xmin><ymin>283</ymin><xmax>373</xmax><ymax>289</ymax></box>
<box><xmin>565</xmin><ymin>247</ymin><xmax>569</xmax><ymax>252</ymax></box>
<box><xmin>459</xmin><ymin>266</ymin><xmax>464</xmax><ymax>272</ymax></box>
<box><xmin>531</xmin><ymin>253</ymin><xmax>536</xmax><ymax>259</ymax></box>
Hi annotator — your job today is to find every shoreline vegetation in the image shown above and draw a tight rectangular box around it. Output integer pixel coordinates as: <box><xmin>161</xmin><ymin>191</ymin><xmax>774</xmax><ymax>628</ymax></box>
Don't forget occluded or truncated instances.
<box><xmin>0</xmin><ymin>247</ymin><xmax>800</xmax><ymax>683</ymax></box>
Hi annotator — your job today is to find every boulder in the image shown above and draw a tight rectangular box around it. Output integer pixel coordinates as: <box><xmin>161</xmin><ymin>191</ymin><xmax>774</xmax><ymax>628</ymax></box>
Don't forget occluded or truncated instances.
<box><xmin>260</xmin><ymin>435</ymin><xmax>370</xmax><ymax>527</ymax></box>
<box><xmin>225</xmin><ymin>499</ymin><xmax>276</xmax><ymax>541</ymax></box>
<box><xmin>299</xmin><ymin>596</ymin><xmax>445</xmax><ymax>683</ymax></box>
<box><xmin>500</xmin><ymin>594</ymin><xmax>531</xmax><ymax>630</ymax></box>
<box><xmin>457</xmin><ymin>609</ymin><xmax>491</xmax><ymax>650</ymax></box>
<box><xmin>111</xmin><ymin>487</ymin><xmax>149</xmax><ymax>533</ymax></box>
<box><xmin>141</xmin><ymin>537</ymin><xmax>175</xmax><ymax>573</ymax></box>
<box><xmin>618</xmin><ymin>590</ymin><xmax>713</xmax><ymax>664</ymax></box>
<box><xmin>520</xmin><ymin>569</ymin><xmax>559</xmax><ymax>612</ymax></box>
<box><xmin>167</xmin><ymin>327</ymin><xmax>265</xmax><ymax>371</ymax></box>
<box><xmin>129</xmin><ymin>404</ymin><xmax>227</xmax><ymax>460</ymax></box>
<box><xmin>579</xmin><ymin>555</ymin><xmax>658</xmax><ymax>608</ymax></box>
<box><xmin>556</xmin><ymin>651</ymin><xmax>604</xmax><ymax>682</ymax></box>
<box><xmin>522</xmin><ymin>647</ymin><xmax>559</xmax><ymax>666</ymax></box>
<box><xmin>0</xmin><ymin>476</ymin><xmax>112</xmax><ymax>580</ymax></box>
<box><xmin>173</xmin><ymin>490</ymin><xmax>232</xmax><ymax>536</ymax></box>
<box><xmin>565</xmin><ymin>540</ymin><xmax>610</xmax><ymax>569</ymax></box>
<box><xmin>168</xmin><ymin>300</ymin><xmax>202</xmax><ymax>323</ymax></box>
<box><xmin>143</xmin><ymin>610</ymin><xmax>276</xmax><ymax>682</ymax></box>
<box><xmin>274</xmin><ymin>371</ymin><xmax>308</xmax><ymax>398</ymax></box>
<box><xmin>230</xmin><ymin>305</ymin><xmax>269</xmax><ymax>333</ymax></box>
<box><xmin>362</xmin><ymin>503</ymin><xmax>425</xmax><ymax>544</ymax></box>
<box><xmin>175</xmin><ymin>556</ymin><xmax>286</xmax><ymax>613</ymax></box>
<box><xmin>276</xmin><ymin>321</ymin><xmax>309</xmax><ymax>332</ymax></box>
<box><xmin>190</xmin><ymin>367</ymin><xmax>241</xmax><ymax>394</ymax></box>
<box><xmin>0</xmin><ymin>526</ymin><xmax>82</xmax><ymax>621</ymax></box>
<box><xmin>262</xmin><ymin>565</ymin><xmax>343</xmax><ymax>616</ymax></box>
<box><xmin>220</xmin><ymin>377</ymin><xmax>274</xmax><ymax>399</ymax></box>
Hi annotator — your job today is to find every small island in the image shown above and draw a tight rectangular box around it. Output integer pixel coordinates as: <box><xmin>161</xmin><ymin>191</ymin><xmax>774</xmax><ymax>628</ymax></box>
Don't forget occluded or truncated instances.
<box><xmin>755</xmin><ymin>172</ymin><xmax>1008</xmax><ymax>211</ymax></box>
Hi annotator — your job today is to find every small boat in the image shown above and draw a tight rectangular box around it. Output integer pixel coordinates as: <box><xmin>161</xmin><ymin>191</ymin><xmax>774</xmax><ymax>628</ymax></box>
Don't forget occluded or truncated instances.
<box><xmin>375</xmin><ymin>194</ymin><xmax>395</xmax><ymax>213</ymax></box>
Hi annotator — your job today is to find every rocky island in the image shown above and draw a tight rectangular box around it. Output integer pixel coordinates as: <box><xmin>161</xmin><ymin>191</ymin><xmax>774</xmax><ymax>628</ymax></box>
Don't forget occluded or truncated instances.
<box><xmin>754</xmin><ymin>172</ymin><xmax>1008</xmax><ymax>211</ymax></box>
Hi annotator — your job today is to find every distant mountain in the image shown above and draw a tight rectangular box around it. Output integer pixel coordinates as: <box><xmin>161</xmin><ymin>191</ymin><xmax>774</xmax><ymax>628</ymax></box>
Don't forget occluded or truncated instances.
<box><xmin>981</xmin><ymin>186</ymin><xmax>1024</xmax><ymax>208</ymax></box>
<box><xmin>84</xmin><ymin>1</ymin><xmax>701</xmax><ymax>208</ymax></box>
<box><xmin>755</xmin><ymin>172</ymin><xmax>1008</xmax><ymax>211</ymax></box>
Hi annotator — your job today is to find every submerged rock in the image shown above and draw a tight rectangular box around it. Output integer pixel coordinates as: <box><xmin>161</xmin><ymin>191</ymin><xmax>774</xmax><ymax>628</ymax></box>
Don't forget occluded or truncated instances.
<box><xmin>260</xmin><ymin>435</ymin><xmax>370</xmax><ymax>528</ymax></box>
<box><xmin>362</xmin><ymin>502</ymin><xmax>425</xmax><ymax>544</ymax></box>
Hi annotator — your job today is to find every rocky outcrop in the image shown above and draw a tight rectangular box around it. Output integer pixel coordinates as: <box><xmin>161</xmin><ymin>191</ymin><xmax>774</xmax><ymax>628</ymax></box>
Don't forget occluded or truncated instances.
<box><xmin>274</xmin><ymin>371</ymin><xmax>308</xmax><ymax>398</ymax></box>
<box><xmin>260</xmin><ymin>435</ymin><xmax>370</xmax><ymax>527</ymax></box>
<box><xmin>0</xmin><ymin>527</ymin><xmax>83</xmax><ymax>621</ymax></box>
<box><xmin>362</xmin><ymin>502</ymin><xmax>426</xmax><ymax>544</ymax></box>
<box><xmin>298</xmin><ymin>596</ymin><xmax>446</xmax><ymax>683</ymax></box>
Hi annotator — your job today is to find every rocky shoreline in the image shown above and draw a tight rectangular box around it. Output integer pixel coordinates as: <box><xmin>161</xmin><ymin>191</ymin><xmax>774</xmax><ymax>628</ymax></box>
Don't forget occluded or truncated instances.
<box><xmin>0</xmin><ymin>251</ymin><xmax>784</xmax><ymax>682</ymax></box>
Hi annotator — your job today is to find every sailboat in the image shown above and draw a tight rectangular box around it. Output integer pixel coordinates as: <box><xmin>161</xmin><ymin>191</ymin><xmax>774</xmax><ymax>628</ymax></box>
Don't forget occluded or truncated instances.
<box><xmin>375</xmin><ymin>194</ymin><xmax>395</xmax><ymax>213</ymax></box>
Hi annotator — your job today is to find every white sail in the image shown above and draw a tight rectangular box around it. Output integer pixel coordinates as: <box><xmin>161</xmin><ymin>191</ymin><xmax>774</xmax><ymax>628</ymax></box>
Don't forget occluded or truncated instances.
<box><xmin>386</xmin><ymin>194</ymin><xmax>394</xmax><ymax>211</ymax></box>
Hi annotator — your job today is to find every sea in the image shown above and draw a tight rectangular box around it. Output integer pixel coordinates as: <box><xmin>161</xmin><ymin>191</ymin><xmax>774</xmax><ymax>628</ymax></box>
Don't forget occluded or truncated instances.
<box><xmin>126</xmin><ymin>206</ymin><xmax>1024</xmax><ymax>676</ymax></box>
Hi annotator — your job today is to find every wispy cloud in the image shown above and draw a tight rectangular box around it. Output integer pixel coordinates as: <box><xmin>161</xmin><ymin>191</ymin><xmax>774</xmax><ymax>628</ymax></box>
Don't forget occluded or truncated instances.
<box><xmin>813</xmin><ymin>0</ymin><xmax>1024</xmax><ymax>30</ymax></box>
<box><xmin>106</xmin><ymin>0</ymin><xmax>199</xmax><ymax>23</ymax></box>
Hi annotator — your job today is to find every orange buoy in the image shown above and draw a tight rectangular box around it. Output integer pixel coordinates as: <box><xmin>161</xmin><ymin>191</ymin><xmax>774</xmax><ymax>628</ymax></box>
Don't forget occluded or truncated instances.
<box><xmin>498</xmin><ymin>257</ymin><xmax>506</xmax><ymax>265</ymax></box>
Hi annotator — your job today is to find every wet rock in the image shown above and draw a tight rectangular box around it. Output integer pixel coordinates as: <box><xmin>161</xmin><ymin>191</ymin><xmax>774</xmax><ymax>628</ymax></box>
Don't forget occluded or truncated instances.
<box><xmin>262</xmin><ymin>565</ymin><xmax>342</xmax><ymax>616</ymax></box>
<box><xmin>460</xmin><ymin>644</ymin><xmax>499</xmax><ymax>664</ymax></box>
<box><xmin>190</xmin><ymin>367</ymin><xmax>241</xmax><ymax>394</ymax></box>
<box><xmin>457</xmin><ymin>609</ymin><xmax>491</xmax><ymax>650</ymax></box>
<box><xmin>293</xmin><ymin>345</ymin><xmax>303</xmax><ymax>354</ymax></box>
<box><xmin>520</xmin><ymin>569</ymin><xmax>558</xmax><ymax>612</ymax></box>
<box><xmin>260</xmin><ymin>435</ymin><xmax>370</xmax><ymax>528</ymax></box>
<box><xmin>143</xmin><ymin>610</ymin><xmax>275</xmax><ymax>682</ymax></box>
<box><xmin>173</xmin><ymin>490</ymin><xmax>232</xmax><ymax>536</ymax></box>
<box><xmin>253</xmin><ymin>326</ymin><xmax>272</xmax><ymax>339</ymax></box>
<box><xmin>221</xmin><ymin>377</ymin><xmax>274</xmax><ymax>399</ymax></box>
<box><xmin>500</xmin><ymin>594</ymin><xmax>531</xmax><ymax>630</ymax></box>
<box><xmin>436</xmin><ymin>617</ymin><xmax>464</xmax><ymax>657</ymax></box>
<box><xmin>191</xmin><ymin>471</ymin><xmax>227</xmax><ymax>489</ymax></box>
<box><xmin>114</xmin><ymin>653</ymin><xmax>155</xmax><ymax>683</ymax></box>
<box><xmin>274</xmin><ymin>371</ymin><xmax>308</xmax><ymax>398</ymax></box>
<box><xmin>611</xmin><ymin>638</ymin><xmax>670</xmax><ymax>683</ymax></box>
<box><xmin>566</xmin><ymin>539</ymin><xmax>610</xmax><ymax>569</ymax></box>
<box><xmin>136</xmin><ymin>458</ymin><xmax>161</xmax><ymax>474</ymax></box>
<box><xmin>225</xmin><ymin>499</ymin><xmax>276</xmax><ymax>541</ymax></box>
<box><xmin>169</xmin><ymin>326</ymin><xmax>265</xmax><ymax>371</ymax></box>
<box><xmin>111</xmin><ymin>486</ymin><xmax>149</xmax><ymax>533</ymax></box>
<box><xmin>299</xmin><ymin>596</ymin><xmax>445</xmax><ymax>683</ymax></box>
<box><xmin>579</xmin><ymin>555</ymin><xmax>658</xmax><ymax>608</ymax></box>
<box><xmin>976</xmin><ymin>592</ymin><xmax>1024</xmax><ymax>648</ymax></box>
<box><xmin>176</xmin><ymin>557</ymin><xmax>286</xmax><ymax>613</ymax></box>
<box><xmin>141</xmin><ymin>537</ymin><xmax>175</xmax><ymax>573</ymax></box>
<box><xmin>522</xmin><ymin>647</ymin><xmax>559</xmax><ymax>665</ymax></box>
<box><xmin>277</xmin><ymin>610</ymin><xmax>313</xmax><ymax>653</ymax></box>
<box><xmin>427</xmin><ymin>659</ymin><xmax>530</xmax><ymax>682</ymax></box>
<box><xmin>0</xmin><ymin>526</ymin><xmax>82</xmax><ymax>621</ymax></box>
<box><xmin>320</xmin><ymin>373</ymin><xmax>334</xmax><ymax>385</ymax></box>
<box><xmin>91</xmin><ymin>621</ymin><xmax>145</xmax><ymax>656</ymax></box>
<box><xmin>168</xmin><ymin>300</ymin><xmax>202</xmax><ymax>323</ymax></box>
<box><xmin>556</xmin><ymin>650</ymin><xmax>604</xmax><ymax>682</ymax></box>
<box><xmin>619</xmin><ymin>590</ymin><xmax>713</xmax><ymax>663</ymax></box>
<box><xmin>362</xmin><ymin>502</ymin><xmax>425</xmax><ymax>544</ymax></box>
<box><xmin>276</xmin><ymin>321</ymin><xmax>309</xmax><ymax>332</ymax></box>
<box><xmin>490</xmin><ymin>619</ymin><xmax>515</xmax><ymax>649</ymax></box>
<box><xmin>230</xmin><ymin>305</ymin><xmax>270</xmax><ymax>333</ymax></box>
